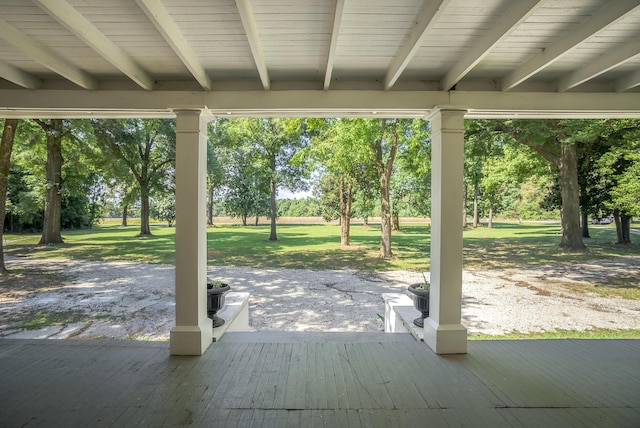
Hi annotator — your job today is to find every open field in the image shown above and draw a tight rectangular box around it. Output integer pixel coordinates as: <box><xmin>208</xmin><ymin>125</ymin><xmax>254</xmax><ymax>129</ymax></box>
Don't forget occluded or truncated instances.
<box><xmin>4</xmin><ymin>221</ymin><xmax>638</xmax><ymax>271</ymax></box>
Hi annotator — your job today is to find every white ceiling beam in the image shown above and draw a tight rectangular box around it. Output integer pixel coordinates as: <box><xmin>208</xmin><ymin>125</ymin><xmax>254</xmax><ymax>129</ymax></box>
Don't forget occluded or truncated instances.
<box><xmin>33</xmin><ymin>0</ymin><xmax>155</xmax><ymax>90</ymax></box>
<box><xmin>441</xmin><ymin>0</ymin><xmax>544</xmax><ymax>91</ymax></box>
<box><xmin>384</xmin><ymin>0</ymin><xmax>449</xmax><ymax>91</ymax></box>
<box><xmin>135</xmin><ymin>0</ymin><xmax>212</xmax><ymax>90</ymax></box>
<box><xmin>0</xmin><ymin>18</ymin><xmax>96</xmax><ymax>89</ymax></box>
<box><xmin>235</xmin><ymin>0</ymin><xmax>270</xmax><ymax>91</ymax></box>
<box><xmin>324</xmin><ymin>0</ymin><xmax>345</xmax><ymax>91</ymax></box>
<box><xmin>2</xmin><ymin>90</ymin><xmax>640</xmax><ymax>119</ymax></box>
<box><xmin>0</xmin><ymin>59</ymin><xmax>41</xmax><ymax>89</ymax></box>
<box><xmin>501</xmin><ymin>0</ymin><xmax>640</xmax><ymax>91</ymax></box>
<box><xmin>557</xmin><ymin>39</ymin><xmax>640</xmax><ymax>92</ymax></box>
<box><xmin>615</xmin><ymin>69</ymin><xmax>640</xmax><ymax>92</ymax></box>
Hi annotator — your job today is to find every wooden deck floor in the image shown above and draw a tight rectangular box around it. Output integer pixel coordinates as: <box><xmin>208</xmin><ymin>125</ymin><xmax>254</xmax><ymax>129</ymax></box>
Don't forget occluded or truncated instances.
<box><xmin>1</xmin><ymin>333</ymin><xmax>639</xmax><ymax>427</ymax></box>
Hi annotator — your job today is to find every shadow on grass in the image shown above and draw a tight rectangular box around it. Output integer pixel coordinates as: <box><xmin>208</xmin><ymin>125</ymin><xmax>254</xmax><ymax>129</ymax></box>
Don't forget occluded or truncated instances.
<box><xmin>4</xmin><ymin>222</ymin><xmax>638</xmax><ymax>271</ymax></box>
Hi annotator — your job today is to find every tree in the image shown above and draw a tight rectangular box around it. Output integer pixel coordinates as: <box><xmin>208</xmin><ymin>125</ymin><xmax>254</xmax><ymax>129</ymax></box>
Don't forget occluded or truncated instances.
<box><xmin>227</xmin><ymin>119</ymin><xmax>307</xmax><ymax>241</ymax></box>
<box><xmin>372</xmin><ymin>119</ymin><xmax>398</xmax><ymax>258</ymax></box>
<box><xmin>0</xmin><ymin>119</ymin><xmax>20</xmax><ymax>273</ymax></box>
<box><xmin>489</xmin><ymin>120</ymin><xmax>586</xmax><ymax>251</ymax></box>
<box><xmin>33</xmin><ymin>119</ymin><xmax>67</xmax><ymax>244</ymax></box>
<box><xmin>465</xmin><ymin>120</ymin><xmax>502</xmax><ymax>227</ymax></box>
<box><xmin>206</xmin><ymin>120</ymin><xmax>228</xmax><ymax>226</ymax></box>
<box><xmin>92</xmin><ymin>119</ymin><xmax>175</xmax><ymax>236</ymax></box>
<box><xmin>303</xmin><ymin>118</ymin><xmax>377</xmax><ymax>246</ymax></box>
<box><xmin>151</xmin><ymin>191</ymin><xmax>176</xmax><ymax>227</ymax></box>
<box><xmin>223</xmin><ymin>152</ymin><xmax>270</xmax><ymax>226</ymax></box>
<box><xmin>390</xmin><ymin>119</ymin><xmax>431</xmax><ymax>226</ymax></box>
<box><xmin>596</xmin><ymin>121</ymin><xmax>640</xmax><ymax>244</ymax></box>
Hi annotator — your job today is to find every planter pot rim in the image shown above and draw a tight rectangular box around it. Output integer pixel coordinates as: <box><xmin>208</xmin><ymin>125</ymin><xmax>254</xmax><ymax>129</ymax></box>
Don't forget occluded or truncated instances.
<box><xmin>407</xmin><ymin>283</ymin><xmax>430</xmax><ymax>295</ymax></box>
<box><xmin>207</xmin><ymin>283</ymin><xmax>230</xmax><ymax>293</ymax></box>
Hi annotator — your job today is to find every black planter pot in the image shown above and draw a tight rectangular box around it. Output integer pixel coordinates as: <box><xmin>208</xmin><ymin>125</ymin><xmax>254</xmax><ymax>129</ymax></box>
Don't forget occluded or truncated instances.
<box><xmin>207</xmin><ymin>282</ymin><xmax>230</xmax><ymax>328</ymax></box>
<box><xmin>407</xmin><ymin>284</ymin><xmax>430</xmax><ymax>328</ymax></box>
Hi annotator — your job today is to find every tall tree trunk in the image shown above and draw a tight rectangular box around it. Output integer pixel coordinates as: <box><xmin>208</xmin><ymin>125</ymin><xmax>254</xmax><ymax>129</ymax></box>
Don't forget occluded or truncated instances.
<box><xmin>621</xmin><ymin>214</ymin><xmax>632</xmax><ymax>244</ymax></box>
<box><xmin>473</xmin><ymin>177</ymin><xmax>480</xmax><ymax>228</ymax></box>
<box><xmin>139</xmin><ymin>185</ymin><xmax>151</xmax><ymax>235</ymax></box>
<box><xmin>269</xmin><ymin>177</ymin><xmax>277</xmax><ymax>241</ymax></box>
<box><xmin>207</xmin><ymin>184</ymin><xmax>214</xmax><ymax>225</ymax></box>
<box><xmin>339</xmin><ymin>178</ymin><xmax>352</xmax><ymax>246</ymax></box>
<box><xmin>581</xmin><ymin>211</ymin><xmax>590</xmax><ymax>238</ymax></box>
<box><xmin>371</xmin><ymin>120</ymin><xmax>398</xmax><ymax>260</ymax></box>
<box><xmin>558</xmin><ymin>142</ymin><xmax>586</xmax><ymax>250</ymax></box>
<box><xmin>241</xmin><ymin>213</ymin><xmax>247</xmax><ymax>226</ymax></box>
<box><xmin>363</xmin><ymin>216</ymin><xmax>369</xmax><ymax>227</ymax></box>
<box><xmin>613</xmin><ymin>210</ymin><xmax>632</xmax><ymax>244</ymax></box>
<box><xmin>254</xmin><ymin>215</ymin><xmax>259</xmax><ymax>226</ymax></box>
<box><xmin>0</xmin><ymin>119</ymin><xmax>19</xmax><ymax>273</ymax></box>
<box><xmin>462</xmin><ymin>183</ymin><xmax>468</xmax><ymax>229</ymax></box>
<box><xmin>392</xmin><ymin>205</ymin><xmax>400</xmax><ymax>231</ymax></box>
<box><xmin>122</xmin><ymin>204</ymin><xmax>128</xmax><ymax>227</ymax></box>
<box><xmin>488</xmin><ymin>204</ymin><xmax>493</xmax><ymax>229</ymax></box>
<box><xmin>38</xmin><ymin>119</ymin><xmax>64</xmax><ymax>245</ymax></box>
<box><xmin>379</xmin><ymin>176</ymin><xmax>392</xmax><ymax>258</ymax></box>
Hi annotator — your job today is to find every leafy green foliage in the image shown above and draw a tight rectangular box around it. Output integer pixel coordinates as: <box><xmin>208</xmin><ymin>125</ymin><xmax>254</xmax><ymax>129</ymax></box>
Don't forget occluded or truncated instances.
<box><xmin>92</xmin><ymin>119</ymin><xmax>176</xmax><ymax>235</ymax></box>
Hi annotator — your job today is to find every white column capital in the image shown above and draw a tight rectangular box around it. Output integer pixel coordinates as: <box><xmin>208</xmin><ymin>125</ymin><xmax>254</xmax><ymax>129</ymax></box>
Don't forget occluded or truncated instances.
<box><xmin>173</xmin><ymin>107</ymin><xmax>210</xmax><ymax>132</ymax></box>
<box><xmin>425</xmin><ymin>105</ymin><xmax>467</xmax><ymax>121</ymax></box>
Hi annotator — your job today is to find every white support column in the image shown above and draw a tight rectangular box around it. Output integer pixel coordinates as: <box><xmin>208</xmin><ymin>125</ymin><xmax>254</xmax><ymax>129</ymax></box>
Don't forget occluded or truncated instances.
<box><xmin>170</xmin><ymin>108</ymin><xmax>212</xmax><ymax>355</ymax></box>
<box><xmin>424</xmin><ymin>108</ymin><xmax>467</xmax><ymax>354</ymax></box>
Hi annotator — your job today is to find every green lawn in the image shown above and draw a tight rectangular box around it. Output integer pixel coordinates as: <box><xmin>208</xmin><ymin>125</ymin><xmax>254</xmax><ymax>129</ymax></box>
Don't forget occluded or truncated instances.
<box><xmin>469</xmin><ymin>328</ymin><xmax>640</xmax><ymax>340</ymax></box>
<box><xmin>4</xmin><ymin>221</ymin><xmax>638</xmax><ymax>271</ymax></box>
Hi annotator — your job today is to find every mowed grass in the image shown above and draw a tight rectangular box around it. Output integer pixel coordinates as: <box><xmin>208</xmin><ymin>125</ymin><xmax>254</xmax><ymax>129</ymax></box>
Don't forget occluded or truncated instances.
<box><xmin>469</xmin><ymin>328</ymin><xmax>640</xmax><ymax>340</ymax></box>
<box><xmin>3</xmin><ymin>220</ymin><xmax>638</xmax><ymax>271</ymax></box>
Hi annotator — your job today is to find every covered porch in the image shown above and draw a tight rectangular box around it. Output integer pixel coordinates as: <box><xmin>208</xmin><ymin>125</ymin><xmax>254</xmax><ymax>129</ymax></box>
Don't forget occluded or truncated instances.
<box><xmin>1</xmin><ymin>0</ymin><xmax>640</xmax><ymax>356</ymax></box>
<box><xmin>1</xmin><ymin>333</ymin><xmax>639</xmax><ymax>427</ymax></box>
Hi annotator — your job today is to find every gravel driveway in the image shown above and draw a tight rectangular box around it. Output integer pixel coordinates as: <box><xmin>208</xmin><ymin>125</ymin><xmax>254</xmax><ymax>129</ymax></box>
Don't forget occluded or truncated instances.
<box><xmin>1</xmin><ymin>255</ymin><xmax>639</xmax><ymax>340</ymax></box>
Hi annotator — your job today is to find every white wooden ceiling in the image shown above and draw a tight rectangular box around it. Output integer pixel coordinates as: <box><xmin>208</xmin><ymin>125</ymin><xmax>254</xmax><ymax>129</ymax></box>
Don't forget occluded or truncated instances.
<box><xmin>0</xmin><ymin>0</ymin><xmax>639</xmax><ymax>118</ymax></box>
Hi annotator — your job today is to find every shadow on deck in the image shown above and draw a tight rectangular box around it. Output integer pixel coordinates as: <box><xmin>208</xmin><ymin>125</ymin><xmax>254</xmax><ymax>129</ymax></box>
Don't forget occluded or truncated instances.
<box><xmin>1</xmin><ymin>333</ymin><xmax>639</xmax><ymax>427</ymax></box>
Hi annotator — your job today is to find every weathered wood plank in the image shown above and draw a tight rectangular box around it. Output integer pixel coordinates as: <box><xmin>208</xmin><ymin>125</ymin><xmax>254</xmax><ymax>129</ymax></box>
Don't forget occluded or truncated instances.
<box><xmin>1</xmin><ymin>336</ymin><xmax>639</xmax><ymax>427</ymax></box>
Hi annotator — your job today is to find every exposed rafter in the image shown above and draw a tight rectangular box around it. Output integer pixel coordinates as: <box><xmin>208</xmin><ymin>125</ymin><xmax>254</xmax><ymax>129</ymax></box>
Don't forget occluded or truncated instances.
<box><xmin>441</xmin><ymin>0</ymin><xmax>543</xmax><ymax>91</ymax></box>
<box><xmin>384</xmin><ymin>0</ymin><xmax>448</xmax><ymax>91</ymax></box>
<box><xmin>324</xmin><ymin>0</ymin><xmax>345</xmax><ymax>91</ymax></box>
<box><xmin>235</xmin><ymin>0</ymin><xmax>270</xmax><ymax>91</ymax></box>
<box><xmin>0</xmin><ymin>18</ymin><xmax>96</xmax><ymax>90</ymax></box>
<box><xmin>557</xmin><ymin>39</ymin><xmax>640</xmax><ymax>92</ymax></box>
<box><xmin>33</xmin><ymin>0</ymin><xmax>155</xmax><ymax>90</ymax></box>
<box><xmin>615</xmin><ymin>69</ymin><xmax>640</xmax><ymax>92</ymax></box>
<box><xmin>0</xmin><ymin>59</ymin><xmax>41</xmax><ymax>89</ymax></box>
<box><xmin>501</xmin><ymin>0</ymin><xmax>640</xmax><ymax>91</ymax></box>
<box><xmin>135</xmin><ymin>0</ymin><xmax>212</xmax><ymax>90</ymax></box>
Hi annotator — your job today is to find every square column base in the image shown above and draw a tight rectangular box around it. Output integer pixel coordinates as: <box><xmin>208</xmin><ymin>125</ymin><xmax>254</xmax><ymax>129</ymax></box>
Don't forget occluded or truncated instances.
<box><xmin>423</xmin><ymin>317</ymin><xmax>467</xmax><ymax>354</ymax></box>
<box><xmin>170</xmin><ymin>319</ymin><xmax>213</xmax><ymax>356</ymax></box>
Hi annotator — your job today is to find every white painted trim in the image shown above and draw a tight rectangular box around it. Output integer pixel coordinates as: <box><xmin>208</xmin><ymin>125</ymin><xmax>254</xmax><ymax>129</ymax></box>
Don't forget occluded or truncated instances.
<box><xmin>384</xmin><ymin>0</ymin><xmax>448</xmax><ymax>90</ymax></box>
<box><xmin>33</xmin><ymin>0</ymin><xmax>155</xmax><ymax>90</ymax></box>
<box><xmin>615</xmin><ymin>69</ymin><xmax>640</xmax><ymax>92</ymax></box>
<box><xmin>501</xmin><ymin>0</ymin><xmax>640</xmax><ymax>91</ymax></box>
<box><xmin>170</xmin><ymin>108</ymin><xmax>213</xmax><ymax>355</ymax></box>
<box><xmin>0</xmin><ymin>60</ymin><xmax>41</xmax><ymax>90</ymax></box>
<box><xmin>441</xmin><ymin>0</ymin><xmax>543</xmax><ymax>91</ymax></box>
<box><xmin>424</xmin><ymin>108</ymin><xmax>467</xmax><ymax>355</ymax></box>
<box><xmin>212</xmin><ymin>292</ymin><xmax>251</xmax><ymax>342</ymax></box>
<box><xmin>135</xmin><ymin>0</ymin><xmax>212</xmax><ymax>90</ymax></box>
<box><xmin>557</xmin><ymin>39</ymin><xmax>640</xmax><ymax>92</ymax></box>
<box><xmin>2</xmin><ymin>89</ymin><xmax>638</xmax><ymax>119</ymax></box>
<box><xmin>235</xmin><ymin>0</ymin><xmax>270</xmax><ymax>91</ymax></box>
<box><xmin>324</xmin><ymin>0</ymin><xmax>345</xmax><ymax>91</ymax></box>
<box><xmin>0</xmin><ymin>18</ymin><xmax>97</xmax><ymax>90</ymax></box>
